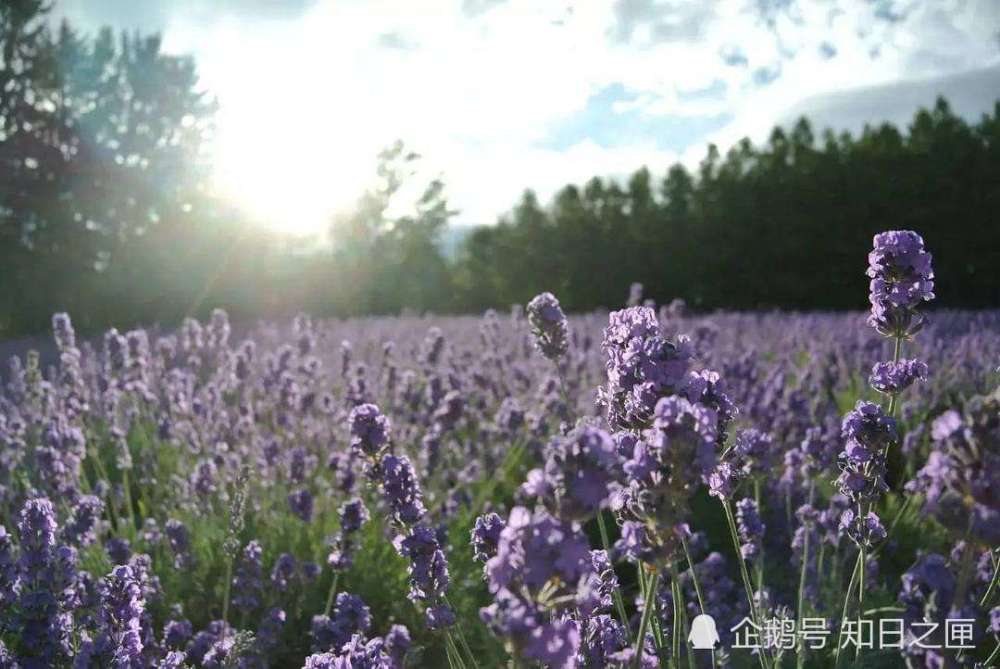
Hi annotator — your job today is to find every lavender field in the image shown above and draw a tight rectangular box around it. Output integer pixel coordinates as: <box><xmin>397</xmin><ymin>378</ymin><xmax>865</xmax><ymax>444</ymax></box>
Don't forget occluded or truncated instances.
<box><xmin>0</xmin><ymin>232</ymin><xmax>997</xmax><ymax>668</ymax></box>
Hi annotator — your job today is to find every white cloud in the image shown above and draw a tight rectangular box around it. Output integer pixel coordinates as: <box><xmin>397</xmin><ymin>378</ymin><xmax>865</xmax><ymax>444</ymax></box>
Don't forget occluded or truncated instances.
<box><xmin>780</xmin><ymin>65</ymin><xmax>1000</xmax><ymax>136</ymax></box>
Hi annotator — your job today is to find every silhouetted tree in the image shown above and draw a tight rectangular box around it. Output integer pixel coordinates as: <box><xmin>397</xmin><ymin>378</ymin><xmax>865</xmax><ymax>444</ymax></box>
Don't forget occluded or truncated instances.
<box><xmin>1</xmin><ymin>5</ymin><xmax>998</xmax><ymax>334</ymax></box>
<box><xmin>454</xmin><ymin>96</ymin><xmax>1000</xmax><ymax>313</ymax></box>
<box><xmin>0</xmin><ymin>4</ymin><xmax>217</xmax><ymax>334</ymax></box>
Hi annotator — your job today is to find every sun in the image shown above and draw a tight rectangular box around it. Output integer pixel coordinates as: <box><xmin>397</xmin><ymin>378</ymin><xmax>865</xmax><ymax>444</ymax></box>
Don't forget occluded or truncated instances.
<box><xmin>208</xmin><ymin>77</ymin><xmax>380</xmax><ymax>238</ymax></box>
<box><xmin>211</xmin><ymin>114</ymin><xmax>367</xmax><ymax>238</ymax></box>
<box><xmin>195</xmin><ymin>5</ymin><xmax>395</xmax><ymax>238</ymax></box>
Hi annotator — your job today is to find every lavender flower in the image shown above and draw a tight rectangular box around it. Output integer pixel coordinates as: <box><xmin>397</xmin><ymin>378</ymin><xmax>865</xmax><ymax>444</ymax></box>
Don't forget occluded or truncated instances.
<box><xmin>431</xmin><ymin>390</ymin><xmax>465</xmax><ymax>433</ymax></box>
<box><xmin>52</xmin><ymin>312</ymin><xmax>76</xmax><ymax>352</ymax></box>
<box><xmin>614</xmin><ymin>521</ymin><xmax>657</xmax><ymax>565</ymax></box>
<box><xmin>84</xmin><ymin>565</ymin><xmax>145</xmax><ymax>668</ymax></box>
<box><xmin>526</xmin><ymin>292</ymin><xmax>570</xmax><ymax>362</ymax></box>
<box><xmin>393</xmin><ymin>525</ymin><xmax>452</xmax><ymax>627</ymax></box>
<box><xmin>379</xmin><ymin>455</ymin><xmax>427</xmax><ymax>526</ymax></box>
<box><xmin>486</xmin><ymin>506</ymin><xmax>591</xmax><ymax>595</ymax></box>
<box><xmin>162</xmin><ymin>619</ymin><xmax>193</xmax><ymax>649</ymax></box>
<box><xmin>349</xmin><ymin>403</ymin><xmax>392</xmax><ymax>458</ymax></box>
<box><xmin>141</xmin><ymin>518</ymin><xmax>161</xmax><ymax>547</ymax></box>
<box><xmin>615</xmin><ymin>396</ymin><xmax>719</xmax><ymax>564</ymax></box>
<box><xmin>328</xmin><ymin>498</ymin><xmax>369</xmax><ymax>571</ymax></box>
<box><xmin>869</xmin><ymin>359</ymin><xmax>929</xmax><ymax>395</ymax></box>
<box><xmin>312</xmin><ymin>633</ymin><xmax>395</xmax><ymax>668</ymax></box>
<box><xmin>270</xmin><ymin>553</ymin><xmax>297</xmax><ymax>592</ymax></box>
<box><xmin>231</xmin><ymin>540</ymin><xmax>263</xmax><ymax>614</ymax></box>
<box><xmin>683</xmin><ymin>369</ymin><xmax>737</xmax><ymax>444</ymax></box>
<box><xmin>897</xmin><ymin>553</ymin><xmax>955</xmax><ymax>666</ymax></box>
<box><xmin>186</xmin><ymin>621</ymin><xmax>229</xmax><ymax>665</ymax></box>
<box><xmin>522</xmin><ymin>616</ymin><xmax>580</xmax><ymax>669</ymax></box>
<box><xmin>706</xmin><ymin>460</ymin><xmax>741</xmax><ymax>501</ymax></box>
<box><xmin>62</xmin><ymin>495</ymin><xmax>103</xmax><ymax>547</ymax></box>
<box><xmin>586</xmin><ymin>550</ymin><xmax>618</xmax><ymax>615</ymax></box>
<box><xmin>735</xmin><ymin>498</ymin><xmax>765</xmax><ymax>562</ymax></box>
<box><xmin>481</xmin><ymin>589</ymin><xmax>581</xmax><ymax>669</ymax></box>
<box><xmin>160</xmin><ymin>650</ymin><xmax>187</xmax><ymax>668</ymax></box>
<box><xmin>598</xmin><ymin>306</ymin><xmax>692</xmax><ymax>430</ymax></box>
<box><xmin>37</xmin><ymin>417</ymin><xmax>86</xmax><ymax>497</ymax></box>
<box><xmin>420</xmin><ymin>327</ymin><xmax>446</xmax><ymax>367</ymax></box>
<box><xmin>257</xmin><ymin>607</ymin><xmax>286</xmax><ymax>651</ymax></box>
<box><xmin>333</xmin><ymin>593</ymin><xmax>372</xmax><ymax>641</ymax></box>
<box><xmin>867</xmin><ymin>230</ymin><xmax>935</xmax><ymax>336</ymax></box>
<box><xmin>578</xmin><ymin>614</ymin><xmax>626</xmax><ymax>667</ymax></box>
<box><xmin>164</xmin><ymin>519</ymin><xmax>193</xmax><ymax>569</ymax></box>
<box><xmin>287</xmin><ymin>489</ymin><xmax>314</xmax><ymax>523</ymax></box>
<box><xmin>789</xmin><ymin>424</ymin><xmax>839</xmax><ymax>484</ymax></box>
<box><xmin>838</xmin><ymin>509</ymin><xmax>886</xmax><ymax>549</ymax></box>
<box><xmin>384</xmin><ymin>624</ymin><xmax>411</xmax><ymax>667</ymax></box>
<box><xmin>471</xmin><ymin>513</ymin><xmax>505</xmax><ymax>564</ymax></box>
<box><xmin>17</xmin><ymin>498</ymin><xmax>73</xmax><ymax>664</ymax></box>
<box><xmin>729</xmin><ymin>428</ymin><xmax>774</xmax><ymax>479</ymax></box>
<box><xmin>426</xmin><ymin>604</ymin><xmax>456</xmax><ymax>630</ymax></box>
<box><xmin>580</xmin><ymin>613</ymin><xmax>658</xmax><ymax>668</ymax></box>
<box><xmin>309</xmin><ymin>616</ymin><xmax>340</xmax><ymax>654</ymax></box>
<box><xmin>522</xmin><ymin>424</ymin><xmax>618</xmax><ymax>521</ymax></box>
<box><xmin>0</xmin><ymin>525</ymin><xmax>17</xmax><ymax>609</ymax></box>
<box><xmin>835</xmin><ymin>401</ymin><xmax>895</xmax><ymax>506</ymax></box>
<box><xmin>479</xmin><ymin>504</ymin><xmax>597</xmax><ymax>664</ymax></box>
<box><xmin>709</xmin><ymin>428</ymin><xmax>773</xmax><ymax>499</ymax></box>
<box><xmin>908</xmin><ymin>388</ymin><xmax>999</xmax><ymax>543</ymax></box>
<box><xmin>191</xmin><ymin>459</ymin><xmax>218</xmax><ymax>499</ymax></box>
<box><xmin>302</xmin><ymin>652</ymin><xmax>338</xmax><ymax>669</ymax></box>
<box><xmin>627</xmin><ymin>282</ymin><xmax>644</xmax><ymax>307</ymax></box>
<box><xmin>310</xmin><ymin>593</ymin><xmax>371</xmax><ymax>652</ymax></box>
<box><xmin>301</xmin><ymin>561</ymin><xmax>321</xmax><ymax>583</ymax></box>
<box><xmin>339</xmin><ymin>340</ymin><xmax>353</xmax><ymax>377</ymax></box>
<box><xmin>288</xmin><ymin>447</ymin><xmax>317</xmax><ymax>483</ymax></box>
<box><xmin>495</xmin><ymin>398</ymin><xmax>525</xmax><ymax>435</ymax></box>
<box><xmin>106</xmin><ymin>537</ymin><xmax>132</xmax><ymax>565</ymax></box>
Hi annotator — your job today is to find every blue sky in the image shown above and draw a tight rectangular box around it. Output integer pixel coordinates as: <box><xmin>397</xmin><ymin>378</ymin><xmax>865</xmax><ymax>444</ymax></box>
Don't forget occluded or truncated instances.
<box><xmin>540</xmin><ymin>83</ymin><xmax>735</xmax><ymax>153</ymax></box>
<box><xmin>52</xmin><ymin>0</ymin><xmax>1000</xmax><ymax>234</ymax></box>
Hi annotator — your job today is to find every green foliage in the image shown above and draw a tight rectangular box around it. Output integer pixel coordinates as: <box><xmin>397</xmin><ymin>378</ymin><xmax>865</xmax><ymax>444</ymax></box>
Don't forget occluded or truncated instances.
<box><xmin>0</xmin><ymin>3</ymin><xmax>221</xmax><ymax>334</ymax></box>
<box><xmin>65</xmin><ymin>414</ymin><xmax>533</xmax><ymax>667</ymax></box>
<box><xmin>451</xmin><ymin>101</ymin><xmax>1000</xmax><ymax>313</ymax></box>
<box><xmin>327</xmin><ymin>142</ymin><xmax>456</xmax><ymax>317</ymax></box>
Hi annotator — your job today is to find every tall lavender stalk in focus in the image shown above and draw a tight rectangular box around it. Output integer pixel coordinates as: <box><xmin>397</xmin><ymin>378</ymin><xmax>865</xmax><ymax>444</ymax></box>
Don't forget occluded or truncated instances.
<box><xmin>598</xmin><ymin>306</ymin><xmax>739</xmax><ymax>668</ymax></box>
<box><xmin>526</xmin><ymin>292</ymin><xmax>570</xmax><ymax>366</ymax></box>
<box><xmin>76</xmin><ymin>564</ymin><xmax>145</xmax><ymax>667</ymax></box>
<box><xmin>527</xmin><ymin>292</ymin><xmax>573</xmax><ymax>420</ymax></box>
<box><xmin>346</xmin><ymin>402</ymin><xmax>471</xmax><ymax>668</ymax></box>
<box><xmin>836</xmin><ymin>230</ymin><xmax>934</xmax><ymax>666</ymax></box>
<box><xmin>16</xmin><ymin>498</ymin><xmax>75</xmax><ymax>665</ymax></box>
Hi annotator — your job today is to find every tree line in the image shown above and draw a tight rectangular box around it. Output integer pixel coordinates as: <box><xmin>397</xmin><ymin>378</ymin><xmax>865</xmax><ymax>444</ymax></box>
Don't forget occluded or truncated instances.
<box><xmin>1</xmin><ymin>2</ymin><xmax>998</xmax><ymax>337</ymax></box>
<box><xmin>1</xmin><ymin>0</ymin><xmax>224</xmax><ymax>334</ymax></box>
<box><xmin>452</xmin><ymin>100</ymin><xmax>1000</xmax><ymax>313</ymax></box>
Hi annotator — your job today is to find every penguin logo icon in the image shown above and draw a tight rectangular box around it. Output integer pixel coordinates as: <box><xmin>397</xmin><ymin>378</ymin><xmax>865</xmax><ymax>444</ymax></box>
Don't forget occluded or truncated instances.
<box><xmin>688</xmin><ymin>613</ymin><xmax>720</xmax><ymax>649</ymax></box>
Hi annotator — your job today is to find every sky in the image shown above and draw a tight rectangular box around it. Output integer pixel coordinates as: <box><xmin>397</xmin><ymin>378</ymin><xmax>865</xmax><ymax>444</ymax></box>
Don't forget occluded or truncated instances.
<box><xmin>52</xmin><ymin>0</ymin><xmax>1000</xmax><ymax>235</ymax></box>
